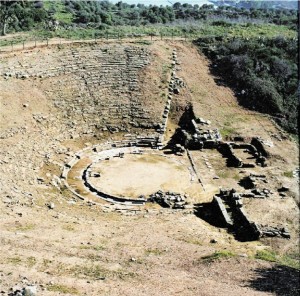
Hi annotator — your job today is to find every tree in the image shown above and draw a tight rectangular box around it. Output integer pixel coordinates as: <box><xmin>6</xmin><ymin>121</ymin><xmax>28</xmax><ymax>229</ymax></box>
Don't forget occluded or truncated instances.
<box><xmin>271</xmin><ymin>58</ymin><xmax>291</xmax><ymax>82</ymax></box>
<box><xmin>100</xmin><ymin>12</ymin><xmax>112</xmax><ymax>25</ymax></box>
<box><xmin>173</xmin><ymin>2</ymin><xmax>181</xmax><ymax>10</ymax></box>
<box><xmin>0</xmin><ymin>1</ymin><xmax>19</xmax><ymax>36</ymax></box>
<box><xmin>76</xmin><ymin>10</ymin><xmax>90</xmax><ymax>23</ymax></box>
<box><xmin>0</xmin><ymin>0</ymin><xmax>46</xmax><ymax>35</ymax></box>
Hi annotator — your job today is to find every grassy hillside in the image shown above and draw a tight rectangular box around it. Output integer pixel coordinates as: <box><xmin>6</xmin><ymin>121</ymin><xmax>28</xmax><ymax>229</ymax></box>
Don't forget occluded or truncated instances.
<box><xmin>42</xmin><ymin>0</ymin><xmax>73</xmax><ymax>24</ymax></box>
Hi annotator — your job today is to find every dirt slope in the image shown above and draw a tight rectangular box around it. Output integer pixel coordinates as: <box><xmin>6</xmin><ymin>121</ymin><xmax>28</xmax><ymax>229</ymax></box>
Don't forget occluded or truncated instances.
<box><xmin>0</xmin><ymin>40</ymin><xmax>298</xmax><ymax>295</ymax></box>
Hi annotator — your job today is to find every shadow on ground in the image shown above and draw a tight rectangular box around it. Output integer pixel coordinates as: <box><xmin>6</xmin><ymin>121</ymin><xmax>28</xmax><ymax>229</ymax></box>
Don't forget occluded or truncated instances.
<box><xmin>247</xmin><ymin>265</ymin><xmax>300</xmax><ymax>296</ymax></box>
<box><xmin>194</xmin><ymin>203</ymin><xmax>228</xmax><ymax>228</ymax></box>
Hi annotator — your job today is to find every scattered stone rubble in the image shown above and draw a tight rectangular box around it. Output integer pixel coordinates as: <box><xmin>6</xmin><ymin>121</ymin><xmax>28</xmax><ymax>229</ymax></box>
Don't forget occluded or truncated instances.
<box><xmin>8</xmin><ymin>285</ymin><xmax>37</xmax><ymax>296</ymax></box>
<box><xmin>179</xmin><ymin>111</ymin><xmax>222</xmax><ymax>150</ymax></box>
<box><xmin>190</xmin><ymin>117</ymin><xmax>221</xmax><ymax>146</ymax></box>
<box><xmin>245</xmin><ymin>188</ymin><xmax>273</xmax><ymax>199</ymax></box>
<box><xmin>239</xmin><ymin>173</ymin><xmax>268</xmax><ymax>189</ymax></box>
<box><xmin>239</xmin><ymin>174</ymin><xmax>273</xmax><ymax>198</ymax></box>
<box><xmin>157</xmin><ymin>49</ymin><xmax>185</xmax><ymax>144</ymax></box>
<box><xmin>293</xmin><ymin>168</ymin><xmax>299</xmax><ymax>180</ymax></box>
<box><xmin>182</xmin><ymin>119</ymin><xmax>222</xmax><ymax>150</ymax></box>
<box><xmin>259</xmin><ymin>225</ymin><xmax>290</xmax><ymax>239</ymax></box>
<box><xmin>148</xmin><ymin>190</ymin><xmax>191</xmax><ymax>209</ymax></box>
<box><xmin>173</xmin><ymin>143</ymin><xmax>185</xmax><ymax>156</ymax></box>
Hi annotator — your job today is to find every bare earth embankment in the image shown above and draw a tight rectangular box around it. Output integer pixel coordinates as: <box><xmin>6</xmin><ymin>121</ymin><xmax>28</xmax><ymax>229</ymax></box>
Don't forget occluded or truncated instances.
<box><xmin>0</xmin><ymin>40</ymin><xmax>298</xmax><ymax>295</ymax></box>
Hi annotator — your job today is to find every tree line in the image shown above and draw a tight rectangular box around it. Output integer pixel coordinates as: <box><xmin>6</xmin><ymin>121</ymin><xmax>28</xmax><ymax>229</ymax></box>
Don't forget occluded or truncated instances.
<box><xmin>0</xmin><ymin>0</ymin><xmax>298</xmax><ymax>35</ymax></box>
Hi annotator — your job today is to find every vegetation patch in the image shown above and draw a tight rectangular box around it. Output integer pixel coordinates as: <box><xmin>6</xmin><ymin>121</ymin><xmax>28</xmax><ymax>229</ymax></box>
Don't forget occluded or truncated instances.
<box><xmin>40</xmin><ymin>259</ymin><xmax>52</xmax><ymax>271</ymax></box>
<box><xmin>255</xmin><ymin>250</ymin><xmax>300</xmax><ymax>269</ymax></box>
<box><xmin>220</xmin><ymin>126</ymin><xmax>237</xmax><ymax>139</ymax></box>
<box><xmin>79</xmin><ymin>245</ymin><xmax>106</xmax><ymax>251</ymax></box>
<box><xmin>26</xmin><ymin>256</ymin><xmax>37</xmax><ymax>268</ymax></box>
<box><xmin>63</xmin><ymin>224</ymin><xmax>76</xmax><ymax>231</ymax></box>
<box><xmin>72</xmin><ymin>264</ymin><xmax>136</xmax><ymax>280</ymax></box>
<box><xmin>194</xmin><ymin>33</ymin><xmax>298</xmax><ymax>134</ymax></box>
<box><xmin>283</xmin><ymin>171</ymin><xmax>293</xmax><ymax>178</ymax></box>
<box><xmin>180</xmin><ymin>237</ymin><xmax>203</xmax><ymax>246</ymax></box>
<box><xmin>132</xmin><ymin>40</ymin><xmax>152</xmax><ymax>46</ymax></box>
<box><xmin>43</xmin><ymin>0</ymin><xmax>73</xmax><ymax>24</ymax></box>
<box><xmin>217</xmin><ymin>170</ymin><xmax>239</xmax><ymax>180</ymax></box>
<box><xmin>7</xmin><ymin>257</ymin><xmax>22</xmax><ymax>265</ymax></box>
<box><xmin>145</xmin><ymin>248</ymin><xmax>166</xmax><ymax>256</ymax></box>
<box><xmin>14</xmin><ymin>223</ymin><xmax>35</xmax><ymax>232</ymax></box>
<box><xmin>255</xmin><ymin>250</ymin><xmax>277</xmax><ymax>262</ymax></box>
<box><xmin>47</xmin><ymin>284</ymin><xmax>78</xmax><ymax>295</ymax></box>
<box><xmin>201</xmin><ymin>250</ymin><xmax>236</xmax><ymax>262</ymax></box>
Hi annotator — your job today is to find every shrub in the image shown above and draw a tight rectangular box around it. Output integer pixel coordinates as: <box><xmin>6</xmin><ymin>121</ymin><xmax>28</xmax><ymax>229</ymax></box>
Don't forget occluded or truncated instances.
<box><xmin>194</xmin><ymin>35</ymin><xmax>298</xmax><ymax>134</ymax></box>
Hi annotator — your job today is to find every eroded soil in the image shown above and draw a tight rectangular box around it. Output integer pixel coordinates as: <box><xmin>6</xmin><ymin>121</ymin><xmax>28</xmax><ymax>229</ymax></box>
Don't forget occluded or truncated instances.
<box><xmin>0</xmin><ymin>40</ymin><xmax>298</xmax><ymax>295</ymax></box>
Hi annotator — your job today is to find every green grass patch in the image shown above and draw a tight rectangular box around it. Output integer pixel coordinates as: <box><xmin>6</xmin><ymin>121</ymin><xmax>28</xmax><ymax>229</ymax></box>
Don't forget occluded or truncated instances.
<box><xmin>47</xmin><ymin>284</ymin><xmax>78</xmax><ymax>295</ymax></box>
<box><xmin>255</xmin><ymin>250</ymin><xmax>300</xmax><ymax>269</ymax></box>
<box><xmin>201</xmin><ymin>250</ymin><xmax>236</xmax><ymax>262</ymax></box>
<box><xmin>41</xmin><ymin>259</ymin><xmax>52</xmax><ymax>270</ymax></box>
<box><xmin>233</xmin><ymin>173</ymin><xmax>241</xmax><ymax>181</ymax></box>
<box><xmin>14</xmin><ymin>223</ymin><xmax>35</xmax><ymax>232</ymax></box>
<box><xmin>132</xmin><ymin>40</ymin><xmax>152</xmax><ymax>45</ymax></box>
<box><xmin>180</xmin><ymin>238</ymin><xmax>203</xmax><ymax>246</ymax></box>
<box><xmin>54</xmin><ymin>12</ymin><xmax>74</xmax><ymax>24</ymax></box>
<box><xmin>283</xmin><ymin>171</ymin><xmax>293</xmax><ymax>178</ymax></box>
<box><xmin>255</xmin><ymin>250</ymin><xmax>277</xmax><ymax>262</ymax></box>
<box><xmin>220</xmin><ymin>126</ymin><xmax>237</xmax><ymax>139</ymax></box>
<box><xmin>0</xmin><ymin>36</ymin><xmax>28</xmax><ymax>47</ymax></box>
<box><xmin>218</xmin><ymin>170</ymin><xmax>234</xmax><ymax>179</ymax></box>
<box><xmin>63</xmin><ymin>224</ymin><xmax>75</xmax><ymax>231</ymax></box>
<box><xmin>290</xmin><ymin>134</ymin><xmax>299</xmax><ymax>143</ymax></box>
<box><xmin>200</xmin><ymin>23</ymin><xmax>296</xmax><ymax>39</ymax></box>
<box><xmin>43</xmin><ymin>0</ymin><xmax>73</xmax><ymax>24</ymax></box>
<box><xmin>280</xmin><ymin>254</ymin><xmax>300</xmax><ymax>270</ymax></box>
<box><xmin>7</xmin><ymin>257</ymin><xmax>22</xmax><ymax>265</ymax></box>
<box><xmin>79</xmin><ymin>245</ymin><xmax>106</xmax><ymax>251</ymax></box>
<box><xmin>26</xmin><ymin>256</ymin><xmax>37</xmax><ymax>268</ymax></box>
<box><xmin>72</xmin><ymin>264</ymin><xmax>135</xmax><ymax>280</ymax></box>
<box><xmin>74</xmin><ymin>264</ymin><xmax>109</xmax><ymax>279</ymax></box>
<box><xmin>84</xmin><ymin>254</ymin><xmax>103</xmax><ymax>261</ymax></box>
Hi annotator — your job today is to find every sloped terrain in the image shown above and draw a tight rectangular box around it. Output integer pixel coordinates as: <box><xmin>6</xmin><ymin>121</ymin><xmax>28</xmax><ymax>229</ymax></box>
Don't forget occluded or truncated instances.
<box><xmin>0</xmin><ymin>40</ymin><xmax>299</xmax><ymax>295</ymax></box>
